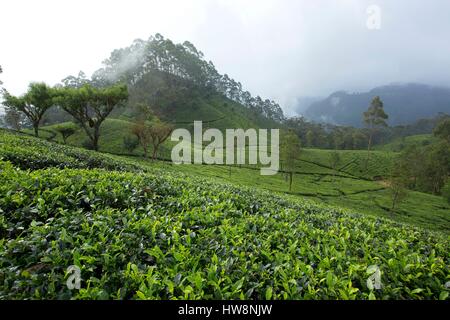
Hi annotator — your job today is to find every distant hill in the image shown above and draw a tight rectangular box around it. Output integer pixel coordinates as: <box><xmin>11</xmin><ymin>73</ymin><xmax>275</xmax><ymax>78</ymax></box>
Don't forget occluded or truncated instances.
<box><xmin>303</xmin><ymin>83</ymin><xmax>450</xmax><ymax>127</ymax></box>
<box><xmin>80</xmin><ymin>34</ymin><xmax>284</xmax><ymax>131</ymax></box>
<box><xmin>123</xmin><ymin>70</ymin><xmax>281</xmax><ymax>131</ymax></box>
<box><xmin>39</xmin><ymin>35</ymin><xmax>284</xmax><ymax>132</ymax></box>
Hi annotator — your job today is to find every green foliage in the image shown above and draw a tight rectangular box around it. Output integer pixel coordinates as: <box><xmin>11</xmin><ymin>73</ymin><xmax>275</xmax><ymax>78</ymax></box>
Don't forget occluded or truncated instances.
<box><xmin>0</xmin><ymin>129</ymin><xmax>449</xmax><ymax>300</ymax></box>
<box><xmin>123</xmin><ymin>135</ymin><xmax>139</xmax><ymax>154</ymax></box>
<box><xmin>90</xmin><ymin>34</ymin><xmax>284</xmax><ymax>123</ymax></box>
<box><xmin>396</xmin><ymin>141</ymin><xmax>450</xmax><ymax>195</ymax></box>
<box><xmin>281</xmin><ymin>130</ymin><xmax>301</xmax><ymax>172</ymax></box>
<box><xmin>0</xmin><ymin>159</ymin><xmax>449</xmax><ymax>300</ymax></box>
<box><xmin>442</xmin><ymin>182</ymin><xmax>450</xmax><ymax>204</ymax></box>
<box><xmin>2</xmin><ymin>82</ymin><xmax>56</xmax><ymax>137</ymax></box>
<box><xmin>364</xmin><ymin>96</ymin><xmax>388</xmax><ymax>128</ymax></box>
<box><xmin>0</xmin><ymin>130</ymin><xmax>141</xmax><ymax>172</ymax></box>
<box><xmin>433</xmin><ymin>118</ymin><xmax>450</xmax><ymax>143</ymax></box>
<box><xmin>54</xmin><ymin>83</ymin><xmax>129</xmax><ymax>151</ymax></box>
<box><xmin>3</xmin><ymin>106</ymin><xmax>27</xmax><ymax>131</ymax></box>
<box><xmin>54</xmin><ymin>123</ymin><xmax>77</xmax><ymax>144</ymax></box>
<box><xmin>329</xmin><ymin>151</ymin><xmax>341</xmax><ymax>171</ymax></box>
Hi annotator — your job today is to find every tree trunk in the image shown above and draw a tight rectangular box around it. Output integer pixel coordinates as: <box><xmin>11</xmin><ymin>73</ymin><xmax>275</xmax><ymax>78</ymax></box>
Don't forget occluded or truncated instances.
<box><xmin>152</xmin><ymin>146</ymin><xmax>158</xmax><ymax>161</ymax></box>
<box><xmin>391</xmin><ymin>191</ymin><xmax>398</xmax><ymax>217</ymax></box>
<box><xmin>33</xmin><ymin>124</ymin><xmax>39</xmax><ymax>137</ymax></box>
<box><xmin>365</xmin><ymin>131</ymin><xmax>373</xmax><ymax>170</ymax></box>
<box><xmin>143</xmin><ymin>145</ymin><xmax>148</xmax><ymax>158</ymax></box>
<box><xmin>289</xmin><ymin>172</ymin><xmax>293</xmax><ymax>192</ymax></box>
<box><xmin>93</xmin><ymin>126</ymin><xmax>100</xmax><ymax>151</ymax></box>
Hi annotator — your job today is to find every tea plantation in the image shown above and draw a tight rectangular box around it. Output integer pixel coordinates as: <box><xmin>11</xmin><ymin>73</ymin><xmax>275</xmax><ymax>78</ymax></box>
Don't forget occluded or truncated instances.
<box><xmin>0</xmin><ymin>129</ymin><xmax>449</xmax><ymax>300</ymax></box>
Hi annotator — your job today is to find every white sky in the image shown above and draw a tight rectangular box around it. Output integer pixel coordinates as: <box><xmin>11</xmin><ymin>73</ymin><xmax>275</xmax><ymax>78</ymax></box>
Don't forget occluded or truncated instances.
<box><xmin>1</xmin><ymin>0</ymin><xmax>450</xmax><ymax>115</ymax></box>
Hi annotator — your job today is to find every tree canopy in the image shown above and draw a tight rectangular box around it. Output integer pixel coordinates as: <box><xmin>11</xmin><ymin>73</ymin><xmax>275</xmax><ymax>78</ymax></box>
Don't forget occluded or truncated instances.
<box><xmin>2</xmin><ymin>82</ymin><xmax>55</xmax><ymax>136</ymax></box>
<box><xmin>84</xmin><ymin>34</ymin><xmax>285</xmax><ymax>122</ymax></box>
<box><xmin>54</xmin><ymin>83</ymin><xmax>128</xmax><ymax>151</ymax></box>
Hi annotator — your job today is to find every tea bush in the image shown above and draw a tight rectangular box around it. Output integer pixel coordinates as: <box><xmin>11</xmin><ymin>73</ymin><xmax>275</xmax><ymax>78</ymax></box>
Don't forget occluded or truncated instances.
<box><xmin>0</xmin><ymin>160</ymin><xmax>448</xmax><ymax>300</ymax></box>
<box><xmin>0</xmin><ymin>129</ymin><xmax>141</xmax><ymax>172</ymax></box>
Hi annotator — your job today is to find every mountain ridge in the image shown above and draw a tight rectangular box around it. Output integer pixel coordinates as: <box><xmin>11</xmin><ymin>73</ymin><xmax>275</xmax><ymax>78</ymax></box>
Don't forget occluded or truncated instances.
<box><xmin>303</xmin><ymin>83</ymin><xmax>450</xmax><ymax>127</ymax></box>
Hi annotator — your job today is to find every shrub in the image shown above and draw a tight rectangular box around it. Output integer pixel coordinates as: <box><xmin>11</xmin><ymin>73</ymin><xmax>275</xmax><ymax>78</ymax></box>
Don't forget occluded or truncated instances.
<box><xmin>123</xmin><ymin>135</ymin><xmax>139</xmax><ymax>153</ymax></box>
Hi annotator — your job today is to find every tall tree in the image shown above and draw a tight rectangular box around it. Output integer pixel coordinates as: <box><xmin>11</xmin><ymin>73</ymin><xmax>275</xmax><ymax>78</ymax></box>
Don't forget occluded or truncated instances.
<box><xmin>131</xmin><ymin>119</ymin><xmax>173</xmax><ymax>160</ymax></box>
<box><xmin>4</xmin><ymin>106</ymin><xmax>26</xmax><ymax>131</ymax></box>
<box><xmin>329</xmin><ymin>151</ymin><xmax>341</xmax><ymax>182</ymax></box>
<box><xmin>2</xmin><ymin>82</ymin><xmax>55</xmax><ymax>137</ymax></box>
<box><xmin>306</xmin><ymin>130</ymin><xmax>314</xmax><ymax>148</ymax></box>
<box><xmin>55</xmin><ymin>83</ymin><xmax>128</xmax><ymax>151</ymax></box>
<box><xmin>387</xmin><ymin>158</ymin><xmax>409</xmax><ymax>216</ymax></box>
<box><xmin>363</xmin><ymin>96</ymin><xmax>388</xmax><ymax>169</ymax></box>
<box><xmin>281</xmin><ymin>129</ymin><xmax>301</xmax><ymax>192</ymax></box>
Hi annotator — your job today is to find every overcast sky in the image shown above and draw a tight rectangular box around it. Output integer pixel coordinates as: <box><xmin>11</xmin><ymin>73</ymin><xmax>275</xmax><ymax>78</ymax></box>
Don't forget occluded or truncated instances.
<box><xmin>1</xmin><ymin>0</ymin><xmax>450</xmax><ymax>115</ymax></box>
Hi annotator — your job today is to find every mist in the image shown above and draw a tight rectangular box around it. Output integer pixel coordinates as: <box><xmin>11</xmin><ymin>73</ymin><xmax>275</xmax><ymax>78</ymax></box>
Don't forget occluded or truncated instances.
<box><xmin>1</xmin><ymin>0</ymin><xmax>450</xmax><ymax>116</ymax></box>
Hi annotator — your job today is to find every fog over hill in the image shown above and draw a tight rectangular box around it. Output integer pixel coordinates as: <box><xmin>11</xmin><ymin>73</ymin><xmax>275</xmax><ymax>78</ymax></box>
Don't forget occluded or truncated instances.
<box><xmin>302</xmin><ymin>83</ymin><xmax>450</xmax><ymax>127</ymax></box>
<box><xmin>2</xmin><ymin>0</ymin><xmax>450</xmax><ymax>116</ymax></box>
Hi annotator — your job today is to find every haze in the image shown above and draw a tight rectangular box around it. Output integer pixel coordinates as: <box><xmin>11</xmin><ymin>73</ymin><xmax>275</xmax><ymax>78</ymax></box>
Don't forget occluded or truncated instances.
<box><xmin>1</xmin><ymin>0</ymin><xmax>450</xmax><ymax>115</ymax></box>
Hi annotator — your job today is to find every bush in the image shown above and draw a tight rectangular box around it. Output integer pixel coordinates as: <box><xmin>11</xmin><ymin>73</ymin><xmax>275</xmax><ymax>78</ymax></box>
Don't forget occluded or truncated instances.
<box><xmin>0</xmin><ymin>129</ymin><xmax>141</xmax><ymax>172</ymax></box>
<box><xmin>123</xmin><ymin>135</ymin><xmax>139</xmax><ymax>153</ymax></box>
<box><xmin>54</xmin><ymin>123</ymin><xmax>78</xmax><ymax>144</ymax></box>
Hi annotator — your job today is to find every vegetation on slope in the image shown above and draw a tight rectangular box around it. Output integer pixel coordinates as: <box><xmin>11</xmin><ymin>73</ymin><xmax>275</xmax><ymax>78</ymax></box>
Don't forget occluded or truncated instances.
<box><xmin>5</xmin><ymin>129</ymin><xmax>449</xmax><ymax>233</ymax></box>
<box><xmin>0</xmin><ymin>129</ymin><xmax>449</xmax><ymax>300</ymax></box>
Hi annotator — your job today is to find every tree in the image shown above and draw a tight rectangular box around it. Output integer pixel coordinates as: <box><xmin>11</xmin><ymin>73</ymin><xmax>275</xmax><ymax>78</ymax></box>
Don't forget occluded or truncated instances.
<box><xmin>0</xmin><ymin>65</ymin><xmax>3</xmax><ymax>86</ymax></box>
<box><xmin>131</xmin><ymin>120</ymin><xmax>173</xmax><ymax>159</ymax></box>
<box><xmin>396</xmin><ymin>145</ymin><xmax>424</xmax><ymax>189</ymax></box>
<box><xmin>4</xmin><ymin>106</ymin><xmax>26</xmax><ymax>131</ymax></box>
<box><xmin>55</xmin><ymin>83</ymin><xmax>128</xmax><ymax>151</ymax></box>
<box><xmin>306</xmin><ymin>130</ymin><xmax>314</xmax><ymax>147</ymax></box>
<box><xmin>131</xmin><ymin>121</ymin><xmax>152</xmax><ymax>158</ymax></box>
<box><xmin>54</xmin><ymin>123</ymin><xmax>77</xmax><ymax>144</ymax></box>
<box><xmin>388</xmin><ymin>175</ymin><xmax>408</xmax><ymax>216</ymax></box>
<box><xmin>421</xmin><ymin>141</ymin><xmax>450</xmax><ymax>194</ymax></box>
<box><xmin>2</xmin><ymin>83</ymin><xmax>55</xmax><ymax>137</ymax></box>
<box><xmin>332</xmin><ymin>129</ymin><xmax>344</xmax><ymax>149</ymax></box>
<box><xmin>148</xmin><ymin>122</ymin><xmax>173</xmax><ymax>160</ymax></box>
<box><xmin>363</xmin><ymin>96</ymin><xmax>388</xmax><ymax>169</ymax></box>
<box><xmin>329</xmin><ymin>151</ymin><xmax>341</xmax><ymax>181</ymax></box>
<box><xmin>387</xmin><ymin>158</ymin><xmax>409</xmax><ymax>216</ymax></box>
<box><xmin>281</xmin><ymin>129</ymin><xmax>301</xmax><ymax>192</ymax></box>
<box><xmin>433</xmin><ymin>118</ymin><xmax>450</xmax><ymax>143</ymax></box>
<box><xmin>352</xmin><ymin>131</ymin><xmax>367</xmax><ymax>149</ymax></box>
<box><xmin>123</xmin><ymin>135</ymin><xmax>139</xmax><ymax>154</ymax></box>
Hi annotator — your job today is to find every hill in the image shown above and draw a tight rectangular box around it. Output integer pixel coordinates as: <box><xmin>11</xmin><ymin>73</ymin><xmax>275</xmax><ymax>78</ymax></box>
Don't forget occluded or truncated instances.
<box><xmin>0</xmin><ymin>128</ymin><xmax>449</xmax><ymax>300</ymax></box>
<box><xmin>48</xmin><ymin>35</ymin><xmax>284</xmax><ymax>132</ymax></box>
<box><xmin>303</xmin><ymin>83</ymin><xmax>450</xmax><ymax>127</ymax></box>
